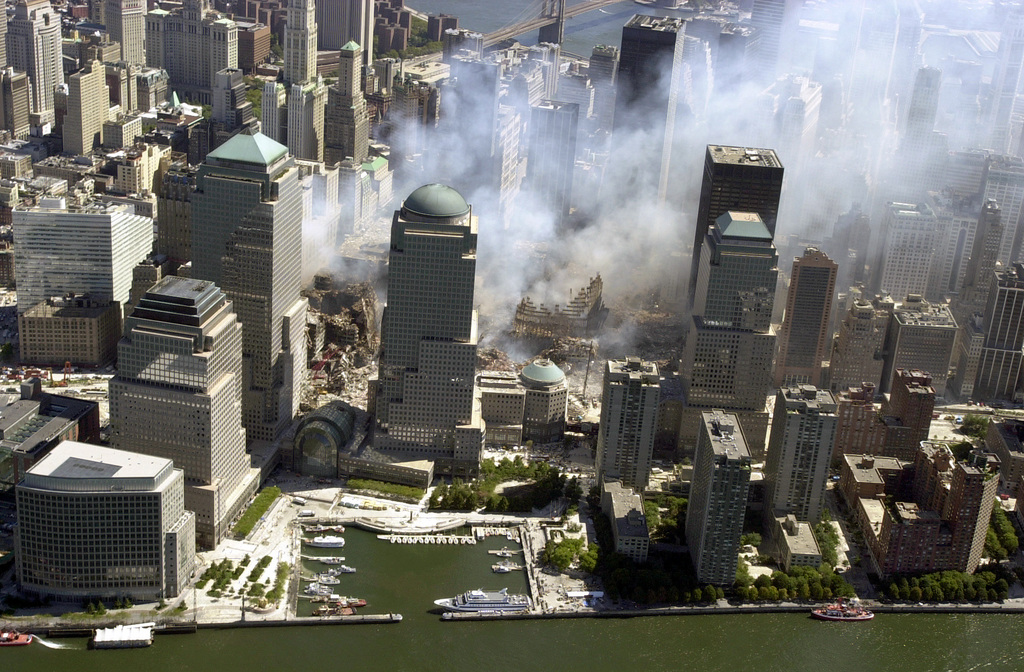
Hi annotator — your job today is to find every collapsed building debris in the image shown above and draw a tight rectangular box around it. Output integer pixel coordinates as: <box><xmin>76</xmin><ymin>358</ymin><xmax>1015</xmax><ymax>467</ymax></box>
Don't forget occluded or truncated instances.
<box><xmin>512</xmin><ymin>274</ymin><xmax>609</xmax><ymax>339</ymax></box>
<box><xmin>303</xmin><ymin>273</ymin><xmax>381</xmax><ymax>408</ymax></box>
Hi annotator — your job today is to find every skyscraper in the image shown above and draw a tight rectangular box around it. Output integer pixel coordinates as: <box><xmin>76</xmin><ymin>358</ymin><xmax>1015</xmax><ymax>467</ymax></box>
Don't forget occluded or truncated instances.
<box><xmin>373</xmin><ymin>184</ymin><xmax>485</xmax><ymax>477</ymax></box>
<box><xmin>146</xmin><ymin>0</ymin><xmax>237</xmax><ymax>101</ymax></box>
<box><xmin>526</xmin><ymin>100</ymin><xmax>578</xmax><ymax>230</ymax></box>
<box><xmin>988</xmin><ymin>9</ymin><xmax>1024</xmax><ymax>154</ymax></box>
<box><xmin>7</xmin><ymin>0</ymin><xmax>64</xmax><ymax>119</ymax></box>
<box><xmin>764</xmin><ymin>386</ymin><xmax>838</xmax><ymax>525</ymax></box>
<box><xmin>681</xmin><ymin>212</ymin><xmax>778</xmax><ymax>412</ymax></box>
<box><xmin>316</xmin><ymin>0</ymin><xmax>374</xmax><ymax>67</ymax></box>
<box><xmin>109</xmin><ymin>276</ymin><xmax>259</xmax><ymax>548</ymax></box>
<box><xmin>595</xmin><ymin>358</ymin><xmax>660</xmax><ymax>492</ymax></box>
<box><xmin>13</xmin><ymin>199</ymin><xmax>153</xmax><ymax>315</ymax></box>
<box><xmin>974</xmin><ymin>263</ymin><xmax>1024</xmax><ymax>401</ymax></box>
<box><xmin>749</xmin><ymin>0</ymin><xmax>802</xmax><ymax>82</ymax></box>
<box><xmin>880</xmin><ymin>295</ymin><xmax>957</xmax><ymax>396</ymax></box>
<box><xmin>983</xmin><ymin>155</ymin><xmax>1024</xmax><ymax>266</ymax></box>
<box><xmin>686</xmin><ymin>410</ymin><xmax>751</xmax><ymax>586</ymax></box>
<box><xmin>191</xmin><ymin>131</ymin><xmax>307</xmax><ymax>443</ymax></box>
<box><xmin>260</xmin><ymin>0</ymin><xmax>325</xmax><ymax>162</ymax></box>
<box><xmin>613</xmin><ymin>15</ymin><xmax>684</xmax><ymax>202</ymax></box>
<box><xmin>0</xmin><ymin>68</ymin><xmax>31</xmax><ymax>139</ymax></box>
<box><xmin>775</xmin><ymin>247</ymin><xmax>837</xmax><ymax>387</ymax></box>
<box><xmin>829</xmin><ymin>298</ymin><xmax>890</xmax><ymax>392</ymax></box>
<box><xmin>689</xmin><ymin>145</ymin><xmax>784</xmax><ymax>308</ymax></box>
<box><xmin>588</xmin><ymin>44</ymin><xmax>618</xmax><ymax>132</ymax></box>
<box><xmin>956</xmin><ymin>199</ymin><xmax>1003</xmax><ymax>324</ymax></box>
<box><xmin>285</xmin><ymin>0</ymin><xmax>317</xmax><ymax>87</ymax></box>
<box><xmin>324</xmin><ymin>41</ymin><xmax>370</xmax><ymax>165</ymax></box>
<box><xmin>878</xmin><ymin>202</ymin><xmax>937</xmax><ymax>302</ymax></box>
<box><xmin>64</xmin><ymin>60</ymin><xmax>109</xmax><ymax>156</ymax></box>
<box><xmin>105</xmin><ymin>0</ymin><xmax>147</xmax><ymax>64</ymax></box>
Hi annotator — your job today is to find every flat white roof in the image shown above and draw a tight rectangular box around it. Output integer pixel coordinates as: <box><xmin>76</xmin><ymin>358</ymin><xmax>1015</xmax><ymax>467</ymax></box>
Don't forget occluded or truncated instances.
<box><xmin>28</xmin><ymin>440</ymin><xmax>172</xmax><ymax>480</ymax></box>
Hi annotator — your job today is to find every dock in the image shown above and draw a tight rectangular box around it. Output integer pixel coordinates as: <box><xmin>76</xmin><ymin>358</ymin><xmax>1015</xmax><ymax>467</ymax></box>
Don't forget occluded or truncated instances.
<box><xmin>300</xmin><ymin>554</ymin><xmax>345</xmax><ymax>562</ymax></box>
<box><xmin>473</xmin><ymin>526</ymin><xmax>522</xmax><ymax>543</ymax></box>
<box><xmin>487</xmin><ymin>548</ymin><xmax>523</xmax><ymax>556</ymax></box>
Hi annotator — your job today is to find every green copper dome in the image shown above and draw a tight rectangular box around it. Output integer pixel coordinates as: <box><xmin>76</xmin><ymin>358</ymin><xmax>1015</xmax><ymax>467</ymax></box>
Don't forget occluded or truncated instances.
<box><xmin>402</xmin><ymin>184</ymin><xmax>471</xmax><ymax>219</ymax></box>
<box><xmin>521</xmin><ymin>359</ymin><xmax>565</xmax><ymax>385</ymax></box>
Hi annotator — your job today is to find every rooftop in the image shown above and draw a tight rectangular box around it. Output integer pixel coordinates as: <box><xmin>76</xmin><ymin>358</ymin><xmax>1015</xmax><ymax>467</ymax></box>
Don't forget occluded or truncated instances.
<box><xmin>716</xmin><ymin>211</ymin><xmax>772</xmax><ymax>241</ymax></box>
<box><xmin>401</xmin><ymin>183</ymin><xmax>470</xmax><ymax>219</ymax></box>
<box><xmin>205</xmin><ymin>130</ymin><xmax>287</xmax><ymax>167</ymax></box>
<box><xmin>27</xmin><ymin>441</ymin><xmax>171</xmax><ymax>480</ymax></box>
<box><xmin>521</xmin><ymin>359</ymin><xmax>565</xmax><ymax>385</ymax></box>
<box><xmin>708</xmin><ymin>145</ymin><xmax>783</xmax><ymax>169</ymax></box>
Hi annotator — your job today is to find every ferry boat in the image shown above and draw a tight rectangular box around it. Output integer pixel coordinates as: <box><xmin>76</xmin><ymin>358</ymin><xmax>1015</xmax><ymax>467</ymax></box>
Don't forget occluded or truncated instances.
<box><xmin>811</xmin><ymin>598</ymin><xmax>874</xmax><ymax>622</ymax></box>
<box><xmin>0</xmin><ymin>631</ymin><xmax>33</xmax><ymax>646</ymax></box>
<box><xmin>305</xmin><ymin>535</ymin><xmax>345</xmax><ymax>548</ymax></box>
<box><xmin>434</xmin><ymin>588</ymin><xmax>531</xmax><ymax>613</ymax></box>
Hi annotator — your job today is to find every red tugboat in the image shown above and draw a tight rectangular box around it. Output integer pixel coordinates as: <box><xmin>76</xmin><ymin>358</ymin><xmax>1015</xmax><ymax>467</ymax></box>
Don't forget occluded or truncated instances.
<box><xmin>811</xmin><ymin>597</ymin><xmax>874</xmax><ymax>622</ymax></box>
<box><xmin>0</xmin><ymin>630</ymin><xmax>33</xmax><ymax>646</ymax></box>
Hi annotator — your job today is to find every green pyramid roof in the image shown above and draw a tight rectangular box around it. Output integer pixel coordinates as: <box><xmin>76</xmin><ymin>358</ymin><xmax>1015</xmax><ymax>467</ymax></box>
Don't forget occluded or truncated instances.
<box><xmin>206</xmin><ymin>131</ymin><xmax>288</xmax><ymax>167</ymax></box>
<box><xmin>716</xmin><ymin>211</ymin><xmax>771</xmax><ymax>241</ymax></box>
<box><xmin>341</xmin><ymin>41</ymin><xmax>361</xmax><ymax>51</ymax></box>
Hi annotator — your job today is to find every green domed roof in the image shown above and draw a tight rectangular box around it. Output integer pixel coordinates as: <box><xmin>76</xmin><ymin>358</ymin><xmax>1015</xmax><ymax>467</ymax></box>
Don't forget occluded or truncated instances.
<box><xmin>402</xmin><ymin>183</ymin><xmax>470</xmax><ymax>219</ymax></box>
<box><xmin>521</xmin><ymin>359</ymin><xmax>565</xmax><ymax>385</ymax></box>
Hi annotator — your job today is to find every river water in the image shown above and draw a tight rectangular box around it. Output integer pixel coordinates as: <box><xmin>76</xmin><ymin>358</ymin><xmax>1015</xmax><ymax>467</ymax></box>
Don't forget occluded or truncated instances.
<box><xmin>9</xmin><ymin>528</ymin><xmax>1024</xmax><ymax>671</ymax></box>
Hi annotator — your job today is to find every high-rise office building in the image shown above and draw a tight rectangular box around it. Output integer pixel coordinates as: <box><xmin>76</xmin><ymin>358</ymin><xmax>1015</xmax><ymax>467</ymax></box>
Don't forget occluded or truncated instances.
<box><xmin>63</xmin><ymin>60</ymin><xmax>109</xmax><ymax>156</ymax></box>
<box><xmin>956</xmin><ymin>199</ymin><xmax>1003</xmax><ymax>325</ymax></box>
<box><xmin>690</xmin><ymin>146</ymin><xmax>784</xmax><ymax>308</ymax></box>
<box><xmin>373</xmin><ymin>184</ymin><xmax>485</xmax><ymax>477</ymax></box>
<box><xmin>686</xmin><ymin>410</ymin><xmax>752</xmax><ymax>586</ymax></box>
<box><xmin>109</xmin><ymin>276</ymin><xmax>259</xmax><ymax>548</ymax></box>
<box><xmin>14</xmin><ymin>441</ymin><xmax>195</xmax><ymax>601</ymax></box>
<box><xmin>613</xmin><ymin>15</ymin><xmax>684</xmax><ymax>202</ymax></box>
<box><xmin>526</xmin><ymin>100</ymin><xmax>578</xmax><ymax>230</ymax></box>
<box><xmin>880</xmin><ymin>295</ymin><xmax>957</xmax><ymax>396</ymax></box>
<box><xmin>191</xmin><ymin>131</ymin><xmax>307</xmax><ymax>443</ymax></box>
<box><xmin>829</xmin><ymin>297</ymin><xmax>891</xmax><ymax>392</ymax></box>
<box><xmin>879</xmin><ymin>202</ymin><xmax>937</xmax><ymax>302</ymax></box>
<box><xmin>988</xmin><ymin>10</ymin><xmax>1024</xmax><ymax>155</ymax></box>
<box><xmin>260</xmin><ymin>0</ymin><xmax>325</xmax><ymax>162</ymax></box>
<box><xmin>157</xmin><ymin>162</ymin><xmax>195</xmax><ymax>265</ymax></box>
<box><xmin>285</xmin><ymin>80</ymin><xmax>326</xmax><ymax>161</ymax></box>
<box><xmin>764</xmin><ymin>386</ymin><xmax>838</xmax><ymax>525</ymax></box>
<box><xmin>105</xmin><ymin>0</ymin><xmax>147</xmax><ymax>64</ymax></box>
<box><xmin>681</xmin><ymin>212</ymin><xmax>778</xmax><ymax>413</ymax></box>
<box><xmin>983</xmin><ymin>155</ymin><xmax>1024</xmax><ymax>265</ymax></box>
<box><xmin>775</xmin><ymin>248</ymin><xmax>837</xmax><ymax>387</ymax></box>
<box><xmin>974</xmin><ymin>263</ymin><xmax>1024</xmax><ymax>401</ymax></box>
<box><xmin>595</xmin><ymin>358</ymin><xmax>660</xmax><ymax>492</ymax></box>
<box><xmin>750</xmin><ymin>0</ymin><xmax>801</xmax><ymax>82</ymax></box>
<box><xmin>316</xmin><ymin>0</ymin><xmax>374</xmax><ymax>66</ymax></box>
<box><xmin>285</xmin><ymin>0</ymin><xmax>317</xmax><ymax>86</ymax></box>
<box><xmin>7</xmin><ymin>0</ymin><xmax>64</xmax><ymax>120</ymax></box>
<box><xmin>13</xmin><ymin>199</ymin><xmax>153</xmax><ymax>315</ymax></box>
<box><xmin>146</xmin><ymin>0</ymin><xmax>237</xmax><ymax>102</ymax></box>
<box><xmin>901</xmin><ymin>66</ymin><xmax>941</xmax><ymax>149</ymax></box>
<box><xmin>324</xmin><ymin>41</ymin><xmax>369</xmax><ymax>165</ymax></box>
<box><xmin>588</xmin><ymin>44</ymin><xmax>618</xmax><ymax>132</ymax></box>
<box><xmin>0</xmin><ymin>68</ymin><xmax>31</xmax><ymax>139</ymax></box>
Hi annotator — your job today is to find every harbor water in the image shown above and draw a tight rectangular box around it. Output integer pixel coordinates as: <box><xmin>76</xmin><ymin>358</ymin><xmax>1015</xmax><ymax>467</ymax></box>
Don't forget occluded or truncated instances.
<box><xmin>8</xmin><ymin>528</ymin><xmax>1024</xmax><ymax>671</ymax></box>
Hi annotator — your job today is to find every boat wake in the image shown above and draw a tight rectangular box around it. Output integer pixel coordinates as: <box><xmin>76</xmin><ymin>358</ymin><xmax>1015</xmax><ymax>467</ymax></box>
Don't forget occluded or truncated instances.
<box><xmin>33</xmin><ymin>636</ymin><xmax>69</xmax><ymax>649</ymax></box>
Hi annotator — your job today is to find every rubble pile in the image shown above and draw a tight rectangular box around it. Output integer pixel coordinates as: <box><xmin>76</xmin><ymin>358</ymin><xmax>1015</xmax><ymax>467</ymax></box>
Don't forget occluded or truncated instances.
<box><xmin>304</xmin><ymin>275</ymin><xmax>382</xmax><ymax>409</ymax></box>
<box><xmin>477</xmin><ymin>347</ymin><xmax>516</xmax><ymax>372</ymax></box>
<box><xmin>304</xmin><ymin>278</ymin><xmax>380</xmax><ymax>351</ymax></box>
<box><xmin>539</xmin><ymin>337</ymin><xmax>597</xmax><ymax>369</ymax></box>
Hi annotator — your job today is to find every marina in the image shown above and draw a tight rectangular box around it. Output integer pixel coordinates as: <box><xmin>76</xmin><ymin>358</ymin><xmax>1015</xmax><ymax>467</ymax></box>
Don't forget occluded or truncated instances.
<box><xmin>377</xmin><ymin>534</ymin><xmax>476</xmax><ymax>545</ymax></box>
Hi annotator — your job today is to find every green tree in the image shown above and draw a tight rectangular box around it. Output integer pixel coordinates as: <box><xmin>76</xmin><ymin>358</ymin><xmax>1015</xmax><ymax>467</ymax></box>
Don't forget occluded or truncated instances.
<box><xmin>740</xmin><ymin>532</ymin><xmax>762</xmax><ymax>548</ymax></box>
<box><xmin>960</xmin><ymin>414</ymin><xmax>990</xmax><ymax>440</ymax></box>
